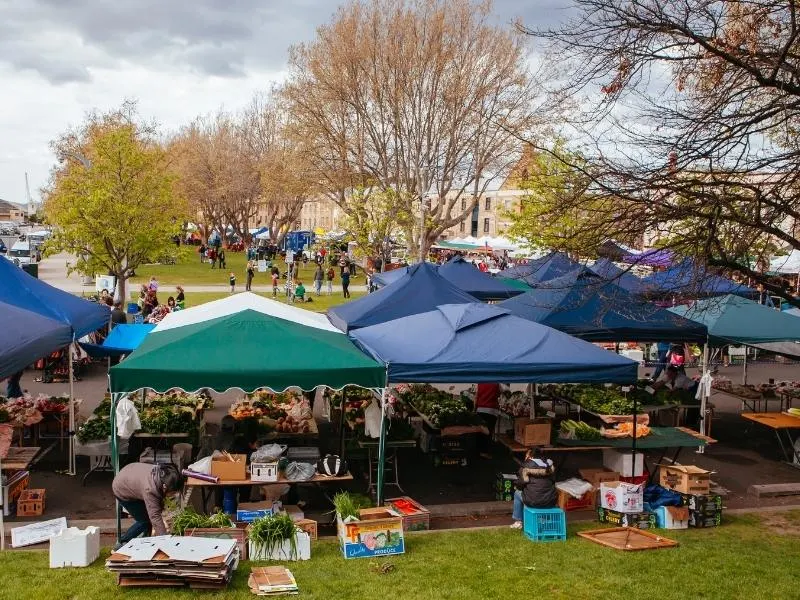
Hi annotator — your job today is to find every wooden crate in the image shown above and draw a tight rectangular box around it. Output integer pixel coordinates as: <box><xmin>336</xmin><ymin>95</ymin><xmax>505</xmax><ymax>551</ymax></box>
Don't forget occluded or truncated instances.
<box><xmin>556</xmin><ymin>488</ymin><xmax>594</xmax><ymax>512</ymax></box>
<box><xmin>387</xmin><ymin>496</ymin><xmax>431</xmax><ymax>531</ymax></box>
<box><xmin>17</xmin><ymin>488</ymin><xmax>45</xmax><ymax>517</ymax></box>
<box><xmin>658</xmin><ymin>464</ymin><xmax>711</xmax><ymax>495</ymax></box>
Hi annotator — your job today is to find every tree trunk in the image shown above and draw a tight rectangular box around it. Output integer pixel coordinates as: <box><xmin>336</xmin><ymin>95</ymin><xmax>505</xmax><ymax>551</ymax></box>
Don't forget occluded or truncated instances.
<box><xmin>117</xmin><ymin>273</ymin><xmax>128</xmax><ymax>306</ymax></box>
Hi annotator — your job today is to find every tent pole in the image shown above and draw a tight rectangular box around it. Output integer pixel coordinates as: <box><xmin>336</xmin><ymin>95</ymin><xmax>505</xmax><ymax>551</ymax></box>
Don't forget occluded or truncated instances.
<box><xmin>742</xmin><ymin>348</ymin><xmax>748</xmax><ymax>386</ymax></box>
<box><xmin>68</xmin><ymin>338</ymin><xmax>76</xmax><ymax>476</ymax></box>
<box><xmin>527</xmin><ymin>383</ymin><xmax>534</xmax><ymax>419</ymax></box>
<box><xmin>631</xmin><ymin>387</ymin><xmax>638</xmax><ymax>472</ymax></box>
<box><xmin>338</xmin><ymin>387</ymin><xmax>347</xmax><ymax>459</ymax></box>
<box><xmin>698</xmin><ymin>342</ymin><xmax>710</xmax><ymax>454</ymax></box>
<box><xmin>110</xmin><ymin>387</ymin><xmax>121</xmax><ymax>544</ymax></box>
<box><xmin>376</xmin><ymin>385</ymin><xmax>388</xmax><ymax>506</ymax></box>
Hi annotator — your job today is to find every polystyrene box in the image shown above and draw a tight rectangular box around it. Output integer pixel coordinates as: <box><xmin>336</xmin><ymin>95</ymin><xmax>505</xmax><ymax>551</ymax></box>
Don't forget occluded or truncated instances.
<box><xmin>49</xmin><ymin>526</ymin><xmax>100</xmax><ymax>568</ymax></box>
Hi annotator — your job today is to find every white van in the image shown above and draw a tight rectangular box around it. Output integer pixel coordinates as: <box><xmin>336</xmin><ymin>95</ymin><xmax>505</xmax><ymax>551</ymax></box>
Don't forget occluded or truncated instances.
<box><xmin>8</xmin><ymin>240</ymin><xmax>35</xmax><ymax>266</ymax></box>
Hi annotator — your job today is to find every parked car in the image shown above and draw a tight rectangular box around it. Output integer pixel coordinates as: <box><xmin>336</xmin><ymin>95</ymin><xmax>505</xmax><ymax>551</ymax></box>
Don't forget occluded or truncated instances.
<box><xmin>8</xmin><ymin>240</ymin><xmax>37</xmax><ymax>266</ymax></box>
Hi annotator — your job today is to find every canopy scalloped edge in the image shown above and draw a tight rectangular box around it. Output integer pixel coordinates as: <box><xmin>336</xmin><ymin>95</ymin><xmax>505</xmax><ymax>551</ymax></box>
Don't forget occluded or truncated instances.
<box><xmin>109</xmin><ymin>382</ymin><xmax>385</xmax><ymax>395</ymax></box>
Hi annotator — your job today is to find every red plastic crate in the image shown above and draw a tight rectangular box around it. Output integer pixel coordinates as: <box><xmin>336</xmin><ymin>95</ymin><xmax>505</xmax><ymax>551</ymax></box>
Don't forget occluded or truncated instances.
<box><xmin>619</xmin><ymin>470</ymin><xmax>649</xmax><ymax>486</ymax></box>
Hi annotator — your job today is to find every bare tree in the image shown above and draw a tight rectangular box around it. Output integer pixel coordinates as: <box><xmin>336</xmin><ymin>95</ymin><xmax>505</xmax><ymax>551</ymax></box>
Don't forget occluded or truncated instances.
<box><xmin>518</xmin><ymin>0</ymin><xmax>800</xmax><ymax>303</ymax></box>
<box><xmin>240</xmin><ymin>91</ymin><xmax>311</xmax><ymax>248</ymax></box>
<box><xmin>283</xmin><ymin>0</ymin><xmax>541</xmax><ymax>260</ymax></box>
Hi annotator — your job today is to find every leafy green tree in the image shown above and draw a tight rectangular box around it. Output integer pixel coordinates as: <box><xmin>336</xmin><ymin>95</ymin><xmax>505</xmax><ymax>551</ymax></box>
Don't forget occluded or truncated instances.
<box><xmin>43</xmin><ymin>104</ymin><xmax>187</xmax><ymax>302</ymax></box>
<box><xmin>340</xmin><ymin>189</ymin><xmax>410</xmax><ymax>270</ymax></box>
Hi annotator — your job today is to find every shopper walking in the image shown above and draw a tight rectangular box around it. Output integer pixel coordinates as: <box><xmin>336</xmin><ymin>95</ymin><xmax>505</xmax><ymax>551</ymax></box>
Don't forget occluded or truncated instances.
<box><xmin>326</xmin><ymin>266</ymin><xmax>335</xmax><ymax>295</ymax></box>
<box><xmin>246</xmin><ymin>261</ymin><xmax>255</xmax><ymax>291</ymax></box>
<box><xmin>341</xmin><ymin>265</ymin><xmax>351</xmax><ymax>299</ymax></box>
<box><xmin>313</xmin><ymin>263</ymin><xmax>324</xmax><ymax>296</ymax></box>
<box><xmin>229</xmin><ymin>272</ymin><xmax>236</xmax><ymax>294</ymax></box>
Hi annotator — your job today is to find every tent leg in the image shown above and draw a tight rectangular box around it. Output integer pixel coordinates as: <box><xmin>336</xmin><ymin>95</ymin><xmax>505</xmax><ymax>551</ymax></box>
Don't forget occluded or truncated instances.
<box><xmin>110</xmin><ymin>391</ymin><xmax>122</xmax><ymax>544</ymax></box>
<box><xmin>68</xmin><ymin>343</ymin><xmax>76</xmax><ymax>476</ymax></box>
<box><xmin>339</xmin><ymin>387</ymin><xmax>347</xmax><ymax>460</ymax></box>
<box><xmin>742</xmin><ymin>349</ymin><xmax>748</xmax><ymax>386</ymax></box>
<box><xmin>376</xmin><ymin>388</ymin><xmax>388</xmax><ymax>507</ymax></box>
<box><xmin>527</xmin><ymin>383</ymin><xmax>534</xmax><ymax>419</ymax></box>
<box><xmin>698</xmin><ymin>343</ymin><xmax>710</xmax><ymax>454</ymax></box>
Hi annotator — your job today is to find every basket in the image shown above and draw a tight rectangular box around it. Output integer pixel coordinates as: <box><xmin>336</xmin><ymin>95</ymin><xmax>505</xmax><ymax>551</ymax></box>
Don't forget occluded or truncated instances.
<box><xmin>523</xmin><ymin>507</ymin><xmax>566</xmax><ymax>542</ymax></box>
<box><xmin>17</xmin><ymin>488</ymin><xmax>45</xmax><ymax>517</ymax></box>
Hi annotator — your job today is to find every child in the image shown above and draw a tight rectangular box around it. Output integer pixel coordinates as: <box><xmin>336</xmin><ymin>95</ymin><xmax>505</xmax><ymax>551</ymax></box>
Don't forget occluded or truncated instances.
<box><xmin>272</xmin><ymin>270</ymin><xmax>279</xmax><ymax>298</ymax></box>
<box><xmin>294</xmin><ymin>281</ymin><xmax>306</xmax><ymax>303</ymax></box>
<box><xmin>229</xmin><ymin>272</ymin><xmax>236</xmax><ymax>294</ymax></box>
<box><xmin>510</xmin><ymin>450</ymin><xmax>557</xmax><ymax>529</ymax></box>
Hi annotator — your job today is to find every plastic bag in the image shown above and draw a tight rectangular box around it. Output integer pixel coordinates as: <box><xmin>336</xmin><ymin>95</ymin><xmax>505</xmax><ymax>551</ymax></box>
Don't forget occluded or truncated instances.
<box><xmin>363</xmin><ymin>400</ymin><xmax>381</xmax><ymax>439</ymax></box>
<box><xmin>187</xmin><ymin>456</ymin><xmax>213</xmax><ymax>475</ymax></box>
<box><xmin>252</xmin><ymin>444</ymin><xmax>287</xmax><ymax>462</ymax></box>
<box><xmin>284</xmin><ymin>461</ymin><xmax>316</xmax><ymax>481</ymax></box>
<box><xmin>115</xmin><ymin>397</ymin><xmax>141</xmax><ymax>439</ymax></box>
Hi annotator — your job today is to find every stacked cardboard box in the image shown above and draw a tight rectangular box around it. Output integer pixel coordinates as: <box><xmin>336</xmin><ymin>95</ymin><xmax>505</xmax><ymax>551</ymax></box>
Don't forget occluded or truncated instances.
<box><xmin>495</xmin><ymin>473</ymin><xmax>517</xmax><ymax>502</ymax></box>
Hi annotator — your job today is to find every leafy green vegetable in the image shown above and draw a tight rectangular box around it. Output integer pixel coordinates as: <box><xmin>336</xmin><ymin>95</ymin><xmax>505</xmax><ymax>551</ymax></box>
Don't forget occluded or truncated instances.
<box><xmin>171</xmin><ymin>507</ymin><xmax>233</xmax><ymax>535</ymax></box>
<box><xmin>559</xmin><ymin>419</ymin><xmax>602</xmax><ymax>441</ymax></box>
<box><xmin>333</xmin><ymin>491</ymin><xmax>365</xmax><ymax>521</ymax></box>
<box><xmin>248</xmin><ymin>513</ymin><xmax>299</xmax><ymax>558</ymax></box>
<box><xmin>76</xmin><ymin>417</ymin><xmax>111</xmax><ymax>443</ymax></box>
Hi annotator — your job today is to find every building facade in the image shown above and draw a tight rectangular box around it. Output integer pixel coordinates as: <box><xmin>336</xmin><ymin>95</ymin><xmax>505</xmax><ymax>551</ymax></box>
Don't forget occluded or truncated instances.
<box><xmin>0</xmin><ymin>200</ymin><xmax>25</xmax><ymax>221</ymax></box>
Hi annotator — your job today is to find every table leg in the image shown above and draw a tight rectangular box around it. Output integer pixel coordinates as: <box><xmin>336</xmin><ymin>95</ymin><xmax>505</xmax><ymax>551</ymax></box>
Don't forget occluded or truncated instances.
<box><xmin>391</xmin><ymin>448</ymin><xmax>405</xmax><ymax>494</ymax></box>
<box><xmin>773</xmin><ymin>429</ymin><xmax>793</xmax><ymax>463</ymax></box>
<box><xmin>366</xmin><ymin>446</ymin><xmax>375</xmax><ymax>495</ymax></box>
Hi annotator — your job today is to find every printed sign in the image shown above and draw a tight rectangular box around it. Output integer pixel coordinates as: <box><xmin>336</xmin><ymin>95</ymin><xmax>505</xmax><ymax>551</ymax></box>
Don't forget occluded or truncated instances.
<box><xmin>257</xmin><ymin>260</ymin><xmax>267</xmax><ymax>273</ymax></box>
<box><xmin>338</xmin><ymin>517</ymin><xmax>405</xmax><ymax>559</ymax></box>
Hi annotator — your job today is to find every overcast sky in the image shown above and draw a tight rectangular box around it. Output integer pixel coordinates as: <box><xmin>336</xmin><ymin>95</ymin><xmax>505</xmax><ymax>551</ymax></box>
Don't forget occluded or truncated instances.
<box><xmin>0</xmin><ymin>0</ymin><xmax>567</xmax><ymax>206</ymax></box>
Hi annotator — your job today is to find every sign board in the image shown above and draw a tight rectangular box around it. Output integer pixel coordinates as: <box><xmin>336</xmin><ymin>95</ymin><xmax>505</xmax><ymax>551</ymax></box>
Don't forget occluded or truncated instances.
<box><xmin>257</xmin><ymin>260</ymin><xmax>267</xmax><ymax>273</ymax></box>
<box><xmin>95</xmin><ymin>275</ymin><xmax>115</xmax><ymax>294</ymax></box>
<box><xmin>285</xmin><ymin>250</ymin><xmax>295</xmax><ymax>264</ymax></box>
<box><xmin>11</xmin><ymin>517</ymin><xmax>67</xmax><ymax>548</ymax></box>
<box><xmin>337</xmin><ymin>510</ymin><xmax>405</xmax><ymax>559</ymax></box>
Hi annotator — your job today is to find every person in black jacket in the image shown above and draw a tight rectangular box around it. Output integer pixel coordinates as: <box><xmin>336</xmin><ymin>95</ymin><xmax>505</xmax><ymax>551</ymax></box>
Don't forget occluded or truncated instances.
<box><xmin>510</xmin><ymin>451</ymin><xmax>557</xmax><ymax>529</ymax></box>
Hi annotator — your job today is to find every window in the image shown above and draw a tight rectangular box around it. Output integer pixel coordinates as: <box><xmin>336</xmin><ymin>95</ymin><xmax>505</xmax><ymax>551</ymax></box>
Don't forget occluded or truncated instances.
<box><xmin>461</xmin><ymin>199</ymin><xmax>466</xmax><ymax>211</ymax></box>
<box><xmin>459</xmin><ymin>221</ymin><xmax>465</xmax><ymax>233</ymax></box>
<box><xmin>483</xmin><ymin>218</ymin><xmax>490</xmax><ymax>233</ymax></box>
<box><xmin>485</xmin><ymin>198</ymin><xmax>491</xmax><ymax>211</ymax></box>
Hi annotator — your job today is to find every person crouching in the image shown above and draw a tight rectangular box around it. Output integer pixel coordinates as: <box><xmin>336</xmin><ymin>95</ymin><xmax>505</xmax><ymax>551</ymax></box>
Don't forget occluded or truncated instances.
<box><xmin>510</xmin><ymin>451</ymin><xmax>557</xmax><ymax>529</ymax></box>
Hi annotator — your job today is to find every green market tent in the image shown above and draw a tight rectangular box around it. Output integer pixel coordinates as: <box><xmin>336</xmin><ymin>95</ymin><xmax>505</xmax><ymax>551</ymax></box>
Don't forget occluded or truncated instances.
<box><xmin>668</xmin><ymin>294</ymin><xmax>800</xmax><ymax>346</ymax></box>
<box><xmin>109</xmin><ymin>292</ymin><xmax>385</xmax><ymax>393</ymax></box>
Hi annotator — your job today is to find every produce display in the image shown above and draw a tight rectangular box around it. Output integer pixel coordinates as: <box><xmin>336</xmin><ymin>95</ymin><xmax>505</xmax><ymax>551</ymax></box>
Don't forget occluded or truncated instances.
<box><xmin>603</xmin><ymin>422</ymin><xmax>651</xmax><ymax>438</ymax></box>
<box><xmin>0</xmin><ymin>396</ymin><xmax>43</xmax><ymax>427</ymax></box>
<box><xmin>76</xmin><ymin>416</ymin><xmax>112</xmax><ymax>443</ymax></box>
<box><xmin>140</xmin><ymin>405</ymin><xmax>196</xmax><ymax>434</ymax></box>
<box><xmin>34</xmin><ymin>393</ymin><xmax>73</xmax><ymax>414</ymax></box>
<box><xmin>559</xmin><ymin>419</ymin><xmax>602</xmax><ymax>441</ymax></box>
<box><xmin>397</xmin><ymin>384</ymin><xmax>482</xmax><ymax>429</ymax></box>
<box><xmin>230</xmin><ymin>391</ymin><xmax>314</xmax><ymax>435</ymax></box>
<box><xmin>499</xmin><ymin>390</ymin><xmax>532</xmax><ymax>418</ymax></box>
<box><xmin>171</xmin><ymin>507</ymin><xmax>233</xmax><ymax>535</ymax></box>
<box><xmin>543</xmin><ymin>383</ymin><xmax>691</xmax><ymax>415</ymax></box>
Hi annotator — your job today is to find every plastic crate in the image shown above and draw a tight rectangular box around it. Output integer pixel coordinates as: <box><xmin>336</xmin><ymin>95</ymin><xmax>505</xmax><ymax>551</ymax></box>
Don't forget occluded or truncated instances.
<box><xmin>523</xmin><ymin>507</ymin><xmax>566</xmax><ymax>542</ymax></box>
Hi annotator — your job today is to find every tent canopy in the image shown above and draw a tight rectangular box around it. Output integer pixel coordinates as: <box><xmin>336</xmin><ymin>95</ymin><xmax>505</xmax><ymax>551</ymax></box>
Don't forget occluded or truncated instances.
<box><xmin>0</xmin><ymin>301</ymin><xmax>73</xmax><ymax>379</ymax></box>
<box><xmin>110</xmin><ymin>293</ymin><xmax>384</xmax><ymax>393</ymax></box>
<box><xmin>770</xmin><ymin>250</ymin><xmax>800</xmax><ymax>274</ymax></box>
<box><xmin>620</xmin><ymin>248</ymin><xmax>674</xmax><ymax>268</ymax></box>
<box><xmin>328</xmin><ymin>262</ymin><xmax>477</xmax><ymax>332</ymax></box>
<box><xmin>371</xmin><ymin>266</ymin><xmax>409</xmax><ymax>288</ymax></box>
<box><xmin>642</xmin><ymin>259</ymin><xmax>756</xmax><ymax>298</ymax></box>
<box><xmin>589</xmin><ymin>258</ymin><xmax>647</xmax><ymax>295</ymax></box>
<box><xmin>669</xmin><ymin>294</ymin><xmax>800</xmax><ymax>346</ymax></box>
<box><xmin>80</xmin><ymin>324</ymin><xmax>155</xmax><ymax>358</ymax></box>
<box><xmin>522</xmin><ymin>252</ymin><xmax>583</xmax><ymax>285</ymax></box>
<box><xmin>0</xmin><ymin>255</ymin><xmax>109</xmax><ymax>338</ymax></box>
<box><xmin>437</xmin><ymin>256</ymin><xmax>524</xmax><ymax>300</ymax></box>
<box><xmin>350</xmin><ymin>303</ymin><xmax>639</xmax><ymax>383</ymax></box>
<box><xmin>499</xmin><ymin>268</ymin><xmax>708</xmax><ymax>342</ymax></box>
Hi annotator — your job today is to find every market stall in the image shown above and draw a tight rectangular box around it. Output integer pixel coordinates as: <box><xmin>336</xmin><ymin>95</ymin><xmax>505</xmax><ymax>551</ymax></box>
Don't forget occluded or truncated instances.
<box><xmin>436</xmin><ymin>256</ymin><xmax>524</xmax><ymax>301</ymax></box>
<box><xmin>642</xmin><ymin>259</ymin><xmax>757</xmax><ymax>299</ymax></box>
<box><xmin>108</xmin><ymin>292</ymin><xmax>386</xmax><ymax>541</ymax></box>
<box><xmin>0</xmin><ymin>256</ymin><xmax>109</xmax><ymax>475</ymax></box>
<box><xmin>328</xmin><ymin>262</ymin><xmax>477</xmax><ymax>332</ymax></box>
<box><xmin>589</xmin><ymin>258</ymin><xmax>647</xmax><ymax>295</ymax></box>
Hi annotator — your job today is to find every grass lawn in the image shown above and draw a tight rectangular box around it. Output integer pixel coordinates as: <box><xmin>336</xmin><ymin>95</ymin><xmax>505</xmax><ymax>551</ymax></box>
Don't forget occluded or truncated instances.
<box><xmin>129</xmin><ymin>249</ymin><xmax>366</xmax><ymax>288</ymax></box>
<box><xmin>3</xmin><ymin>513</ymin><xmax>799</xmax><ymax>600</ymax></box>
<box><xmin>128</xmin><ymin>290</ymin><xmax>365</xmax><ymax>312</ymax></box>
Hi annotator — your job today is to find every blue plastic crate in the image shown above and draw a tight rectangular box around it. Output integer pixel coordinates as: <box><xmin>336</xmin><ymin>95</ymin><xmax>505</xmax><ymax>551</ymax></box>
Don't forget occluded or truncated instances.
<box><xmin>523</xmin><ymin>506</ymin><xmax>566</xmax><ymax>542</ymax></box>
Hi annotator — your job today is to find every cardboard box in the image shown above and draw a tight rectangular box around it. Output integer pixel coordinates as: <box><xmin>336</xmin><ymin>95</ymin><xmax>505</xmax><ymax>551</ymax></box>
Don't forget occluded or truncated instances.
<box><xmin>495</xmin><ymin>473</ymin><xmax>518</xmax><ymax>494</ymax></box>
<box><xmin>283</xmin><ymin>505</ymin><xmax>305</xmax><ymax>522</ymax></box>
<box><xmin>295</xmin><ymin>518</ymin><xmax>318</xmax><ymax>541</ymax></box>
<box><xmin>337</xmin><ymin>508</ymin><xmax>406</xmax><ymax>559</ymax></box>
<box><xmin>680</xmin><ymin>493</ymin><xmax>723</xmax><ymax>514</ymax></box>
<box><xmin>236</xmin><ymin>501</ymin><xmax>278</xmax><ymax>522</ymax></box>
<box><xmin>513</xmin><ymin>418</ymin><xmax>552</xmax><ymax>446</ymax></box>
<box><xmin>603</xmin><ymin>450</ymin><xmax>644</xmax><ymax>477</ymax></box>
<box><xmin>210</xmin><ymin>453</ymin><xmax>247</xmax><ymax>481</ymax></box>
<box><xmin>654</xmin><ymin>506</ymin><xmax>689</xmax><ymax>530</ymax></box>
<box><xmin>688</xmin><ymin>509</ymin><xmax>722</xmax><ymax>528</ymax></box>
<box><xmin>496</xmin><ymin>491</ymin><xmax>514</xmax><ymax>502</ymax></box>
<box><xmin>578</xmin><ymin>468</ymin><xmax>619</xmax><ymax>488</ymax></box>
<box><xmin>600</xmin><ymin>481</ymin><xmax>644</xmax><ymax>513</ymax></box>
<box><xmin>387</xmin><ymin>496</ymin><xmax>431</xmax><ymax>531</ymax></box>
<box><xmin>250</xmin><ymin>461</ymin><xmax>279</xmax><ymax>482</ymax></box>
<box><xmin>597</xmin><ymin>507</ymin><xmax>656</xmax><ymax>529</ymax></box>
<box><xmin>185</xmin><ymin>526</ymin><xmax>248</xmax><ymax>560</ymax></box>
<box><xmin>557</xmin><ymin>488</ymin><xmax>595</xmax><ymax>511</ymax></box>
<box><xmin>659</xmin><ymin>464</ymin><xmax>711</xmax><ymax>495</ymax></box>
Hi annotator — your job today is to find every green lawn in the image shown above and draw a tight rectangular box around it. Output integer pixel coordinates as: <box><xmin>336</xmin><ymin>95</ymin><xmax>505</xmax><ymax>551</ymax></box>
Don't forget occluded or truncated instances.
<box><xmin>3</xmin><ymin>514</ymin><xmax>799</xmax><ymax>600</ymax></box>
<box><xmin>128</xmin><ymin>290</ymin><xmax>365</xmax><ymax>312</ymax></box>
<box><xmin>130</xmin><ymin>249</ymin><xmax>368</xmax><ymax>288</ymax></box>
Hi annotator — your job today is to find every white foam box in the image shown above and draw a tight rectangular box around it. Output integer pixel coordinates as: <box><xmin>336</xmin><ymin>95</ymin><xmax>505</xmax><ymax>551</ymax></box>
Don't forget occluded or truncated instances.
<box><xmin>599</xmin><ymin>481</ymin><xmax>644</xmax><ymax>514</ymax></box>
<box><xmin>602</xmin><ymin>449</ymin><xmax>644</xmax><ymax>478</ymax></box>
<box><xmin>250</xmin><ymin>462</ymin><xmax>279</xmax><ymax>482</ymax></box>
<box><xmin>248</xmin><ymin>530</ymin><xmax>311</xmax><ymax>561</ymax></box>
<box><xmin>49</xmin><ymin>526</ymin><xmax>100</xmax><ymax>568</ymax></box>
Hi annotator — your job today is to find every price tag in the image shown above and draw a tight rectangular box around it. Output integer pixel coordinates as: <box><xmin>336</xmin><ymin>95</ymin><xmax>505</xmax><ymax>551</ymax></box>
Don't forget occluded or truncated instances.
<box><xmin>645</xmin><ymin>386</ymin><xmax>655</xmax><ymax>395</ymax></box>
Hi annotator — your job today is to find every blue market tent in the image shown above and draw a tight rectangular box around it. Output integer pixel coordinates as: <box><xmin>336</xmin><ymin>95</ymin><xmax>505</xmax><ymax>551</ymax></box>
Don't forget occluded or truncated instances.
<box><xmin>80</xmin><ymin>324</ymin><xmax>155</xmax><ymax>358</ymax></box>
<box><xmin>350</xmin><ymin>303</ymin><xmax>639</xmax><ymax>383</ymax></box>
<box><xmin>499</xmin><ymin>268</ymin><xmax>707</xmax><ymax>342</ymax></box>
<box><xmin>437</xmin><ymin>256</ymin><xmax>523</xmax><ymax>300</ymax></box>
<box><xmin>0</xmin><ymin>301</ymin><xmax>73</xmax><ymax>379</ymax></box>
<box><xmin>371</xmin><ymin>266</ymin><xmax>409</xmax><ymax>288</ymax></box>
<box><xmin>522</xmin><ymin>252</ymin><xmax>583</xmax><ymax>285</ymax></box>
<box><xmin>589</xmin><ymin>258</ymin><xmax>647</xmax><ymax>295</ymax></box>
<box><xmin>0</xmin><ymin>256</ymin><xmax>109</xmax><ymax>338</ymax></box>
<box><xmin>669</xmin><ymin>294</ymin><xmax>800</xmax><ymax>345</ymax></box>
<box><xmin>328</xmin><ymin>262</ymin><xmax>478</xmax><ymax>332</ymax></box>
<box><xmin>641</xmin><ymin>259</ymin><xmax>757</xmax><ymax>298</ymax></box>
